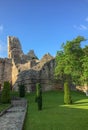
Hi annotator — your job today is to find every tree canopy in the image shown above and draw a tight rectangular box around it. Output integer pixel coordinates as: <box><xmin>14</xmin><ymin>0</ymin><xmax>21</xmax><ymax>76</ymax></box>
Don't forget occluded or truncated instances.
<box><xmin>55</xmin><ymin>36</ymin><xmax>87</xmax><ymax>86</ymax></box>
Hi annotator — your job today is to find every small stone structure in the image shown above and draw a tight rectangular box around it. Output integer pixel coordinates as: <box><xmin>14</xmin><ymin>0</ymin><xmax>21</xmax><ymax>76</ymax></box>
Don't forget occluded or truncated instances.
<box><xmin>0</xmin><ymin>36</ymin><xmax>60</xmax><ymax>92</ymax></box>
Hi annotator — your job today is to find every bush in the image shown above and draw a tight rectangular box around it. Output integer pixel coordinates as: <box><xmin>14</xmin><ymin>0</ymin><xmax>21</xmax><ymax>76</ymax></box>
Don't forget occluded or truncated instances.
<box><xmin>0</xmin><ymin>92</ymin><xmax>1</xmax><ymax>103</ymax></box>
<box><xmin>1</xmin><ymin>81</ymin><xmax>11</xmax><ymax>103</ymax></box>
<box><xmin>18</xmin><ymin>83</ymin><xmax>25</xmax><ymax>97</ymax></box>
<box><xmin>35</xmin><ymin>83</ymin><xmax>42</xmax><ymax>110</ymax></box>
<box><xmin>64</xmin><ymin>81</ymin><xmax>72</xmax><ymax>104</ymax></box>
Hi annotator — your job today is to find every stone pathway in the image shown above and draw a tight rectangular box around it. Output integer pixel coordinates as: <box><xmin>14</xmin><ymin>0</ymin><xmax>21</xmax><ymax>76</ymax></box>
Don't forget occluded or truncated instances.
<box><xmin>0</xmin><ymin>99</ymin><xmax>27</xmax><ymax>130</ymax></box>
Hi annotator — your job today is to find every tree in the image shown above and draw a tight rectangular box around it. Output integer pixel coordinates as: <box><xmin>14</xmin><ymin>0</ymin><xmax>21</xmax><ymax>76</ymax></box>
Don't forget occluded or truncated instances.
<box><xmin>35</xmin><ymin>83</ymin><xmax>42</xmax><ymax>110</ymax></box>
<box><xmin>1</xmin><ymin>81</ymin><xmax>11</xmax><ymax>103</ymax></box>
<box><xmin>63</xmin><ymin>36</ymin><xmax>85</xmax><ymax>84</ymax></box>
<box><xmin>80</xmin><ymin>46</ymin><xmax>88</xmax><ymax>96</ymax></box>
<box><xmin>55</xmin><ymin>36</ymin><xmax>85</xmax><ymax>85</ymax></box>
<box><xmin>81</xmin><ymin>46</ymin><xmax>88</xmax><ymax>85</ymax></box>
<box><xmin>64</xmin><ymin>82</ymin><xmax>72</xmax><ymax>104</ymax></box>
<box><xmin>18</xmin><ymin>83</ymin><xmax>25</xmax><ymax>97</ymax></box>
<box><xmin>55</xmin><ymin>36</ymin><xmax>86</xmax><ymax>103</ymax></box>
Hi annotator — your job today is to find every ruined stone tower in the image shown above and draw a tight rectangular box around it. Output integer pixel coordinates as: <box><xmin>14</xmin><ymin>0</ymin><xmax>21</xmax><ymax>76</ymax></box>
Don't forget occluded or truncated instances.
<box><xmin>0</xmin><ymin>36</ymin><xmax>57</xmax><ymax>91</ymax></box>
<box><xmin>8</xmin><ymin>36</ymin><xmax>24</xmax><ymax>63</ymax></box>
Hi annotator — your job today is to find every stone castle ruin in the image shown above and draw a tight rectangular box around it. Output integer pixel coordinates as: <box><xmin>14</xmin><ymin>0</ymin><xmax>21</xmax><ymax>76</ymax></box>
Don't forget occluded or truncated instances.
<box><xmin>0</xmin><ymin>36</ymin><xmax>57</xmax><ymax>92</ymax></box>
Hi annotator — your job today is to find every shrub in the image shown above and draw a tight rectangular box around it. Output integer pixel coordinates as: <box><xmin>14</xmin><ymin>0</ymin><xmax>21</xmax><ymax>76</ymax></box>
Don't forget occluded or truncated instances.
<box><xmin>1</xmin><ymin>81</ymin><xmax>11</xmax><ymax>103</ymax></box>
<box><xmin>64</xmin><ymin>81</ymin><xmax>72</xmax><ymax>104</ymax></box>
<box><xmin>35</xmin><ymin>83</ymin><xmax>42</xmax><ymax>110</ymax></box>
<box><xmin>0</xmin><ymin>92</ymin><xmax>1</xmax><ymax>103</ymax></box>
<box><xmin>18</xmin><ymin>83</ymin><xmax>25</xmax><ymax>97</ymax></box>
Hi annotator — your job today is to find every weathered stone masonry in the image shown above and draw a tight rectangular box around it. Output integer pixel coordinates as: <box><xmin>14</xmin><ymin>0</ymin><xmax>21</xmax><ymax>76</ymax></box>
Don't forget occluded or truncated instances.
<box><xmin>0</xmin><ymin>36</ymin><xmax>58</xmax><ymax>92</ymax></box>
<box><xmin>0</xmin><ymin>58</ymin><xmax>12</xmax><ymax>88</ymax></box>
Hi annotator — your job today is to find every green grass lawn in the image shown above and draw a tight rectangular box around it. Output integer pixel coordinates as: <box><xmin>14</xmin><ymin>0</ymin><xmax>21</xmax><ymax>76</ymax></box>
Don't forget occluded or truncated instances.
<box><xmin>0</xmin><ymin>104</ymin><xmax>10</xmax><ymax>112</ymax></box>
<box><xmin>24</xmin><ymin>90</ymin><xmax>88</xmax><ymax>130</ymax></box>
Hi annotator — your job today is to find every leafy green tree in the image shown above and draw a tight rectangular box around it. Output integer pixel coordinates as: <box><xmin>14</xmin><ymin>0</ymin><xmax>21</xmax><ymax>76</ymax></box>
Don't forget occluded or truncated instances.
<box><xmin>18</xmin><ymin>83</ymin><xmax>25</xmax><ymax>97</ymax></box>
<box><xmin>55</xmin><ymin>36</ymin><xmax>86</xmax><ymax>103</ymax></box>
<box><xmin>35</xmin><ymin>83</ymin><xmax>42</xmax><ymax>110</ymax></box>
<box><xmin>1</xmin><ymin>81</ymin><xmax>11</xmax><ymax>103</ymax></box>
<box><xmin>81</xmin><ymin>46</ymin><xmax>88</xmax><ymax>85</ymax></box>
<box><xmin>55</xmin><ymin>36</ymin><xmax>85</xmax><ymax>85</ymax></box>
<box><xmin>63</xmin><ymin>36</ymin><xmax>85</xmax><ymax>84</ymax></box>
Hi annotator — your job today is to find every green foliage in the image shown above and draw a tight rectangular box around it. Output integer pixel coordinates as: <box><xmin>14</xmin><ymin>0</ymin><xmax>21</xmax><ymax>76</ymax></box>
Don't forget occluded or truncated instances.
<box><xmin>55</xmin><ymin>36</ymin><xmax>86</xmax><ymax>85</ymax></box>
<box><xmin>55</xmin><ymin>51</ymin><xmax>65</xmax><ymax>79</ymax></box>
<box><xmin>35</xmin><ymin>83</ymin><xmax>42</xmax><ymax>110</ymax></box>
<box><xmin>1</xmin><ymin>81</ymin><xmax>11</xmax><ymax>103</ymax></box>
<box><xmin>0</xmin><ymin>104</ymin><xmax>10</xmax><ymax>112</ymax></box>
<box><xmin>18</xmin><ymin>83</ymin><xmax>25</xmax><ymax>97</ymax></box>
<box><xmin>64</xmin><ymin>82</ymin><xmax>72</xmax><ymax>104</ymax></box>
<box><xmin>81</xmin><ymin>46</ymin><xmax>88</xmax><ymax>85</ymax></box>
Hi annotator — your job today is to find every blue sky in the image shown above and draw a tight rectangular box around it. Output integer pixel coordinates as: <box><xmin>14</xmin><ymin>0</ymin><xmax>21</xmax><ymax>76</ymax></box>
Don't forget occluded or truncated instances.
<box><xmin>0</xmin><ymin>0</ymin><xmax>88</xmax><ymax>59</ymax></box>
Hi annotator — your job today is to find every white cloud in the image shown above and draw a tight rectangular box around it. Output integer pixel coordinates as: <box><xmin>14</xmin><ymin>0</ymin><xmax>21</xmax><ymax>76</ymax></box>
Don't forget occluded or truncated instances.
<box><xmin>0</xmin><ymin>25</ymin><xmax>3</xmax><ymax>33</ymax></box>
<box><xmin>79</xmin><ymin>24</ymin><xmax>88</xmax><ymax>30</ymax></box>
<box><xmin>85</xmin><ymin>17</ymin><xmax>88</xmax><ymax>22</ymax></box>
<box><xmin>73</xmin><ymin>24</ymin><xmax>88</xmax><ymax>30</ymax></box>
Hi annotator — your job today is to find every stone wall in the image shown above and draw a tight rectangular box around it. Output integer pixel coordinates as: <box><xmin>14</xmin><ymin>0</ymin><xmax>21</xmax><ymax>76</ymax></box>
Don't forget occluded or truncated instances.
<box><xmin>12</xmin><ymin>60</ymin><xmax>19</xmax><ymax>85</ymax></box>
<box><xmin>0</xmin><ymin>58</ymin><xmax>12</xmax><ymax>87</ymax></box>
<box><xmin>7</xmin><ymin>36</ymin><xmax>39</xmax><ymax>86</ymax></box>
<box><xmin>0</xmin><ymin>36</ymin><xmax>59</xmax><ymax>92</ymax></box>
<box><xmin>13</xmin><ymin>57</ymin><xmax>56</xmax><ymax>92</ymax></box>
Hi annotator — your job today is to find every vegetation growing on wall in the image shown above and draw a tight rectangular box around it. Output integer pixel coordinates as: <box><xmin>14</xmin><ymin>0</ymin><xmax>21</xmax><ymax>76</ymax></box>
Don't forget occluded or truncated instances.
<box><xmin>1</xmin><ymin>81</ymin><xmax>11</xmax><ymax>103</ymax></box>
<box><xmin>18</xmin><ymin>83</ymin><xmax>25</xmax><ymax>97</ymax></box>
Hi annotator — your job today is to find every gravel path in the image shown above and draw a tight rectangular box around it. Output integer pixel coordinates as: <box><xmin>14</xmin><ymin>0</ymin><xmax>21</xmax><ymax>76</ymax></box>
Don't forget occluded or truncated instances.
<box><xmin>0</xmin><ymin>100</ymin><xmax>27</xmax><ymax>130</ymax></box>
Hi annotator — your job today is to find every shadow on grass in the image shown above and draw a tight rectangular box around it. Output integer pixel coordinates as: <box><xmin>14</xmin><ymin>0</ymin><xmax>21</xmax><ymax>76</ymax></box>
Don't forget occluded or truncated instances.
<box><xmin>58</xmin><ymin>104</ymin><xmax>88</xmax><ymax>130</ymax></box>
<box><xmin>60</xmin><ymin>97</ymin><xmax>88</xmax><ymax>108</ymax></box>
<box><xmin>75</xmin><ymin>101</ymin><xmax>88</xmax><ymax>105</ymax></box>
<box><xmin>24</xmin><ymin>91</ymin><xmax>88</xmax><ymax>130</ymax></box>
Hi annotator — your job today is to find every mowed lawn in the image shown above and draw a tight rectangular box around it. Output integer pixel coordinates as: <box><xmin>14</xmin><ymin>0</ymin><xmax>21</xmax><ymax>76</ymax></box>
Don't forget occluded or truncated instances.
<box><xmin>0</xmin><ymin>104</ymin><xmax>10</xmax><ymax>112</ymax></box>
<box><xmin>24</xmin><ymin>90</ymin><xmax>88</xmax><ymax>130</ymax></box>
